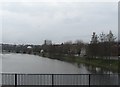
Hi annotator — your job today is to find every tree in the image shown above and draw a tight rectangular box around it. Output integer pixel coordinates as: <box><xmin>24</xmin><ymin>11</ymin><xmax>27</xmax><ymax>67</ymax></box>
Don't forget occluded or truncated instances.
<box><xmin>93</xmin><ymin>31</ymin><xmax>117</xmax><ymax>59</ymax></box>
<box><xmin>88</xmin><ymin>32</ymin><xmax>99</xmax><ymax>58</ymax></box>
<box><xmin>63</xmin><ymin>41</ymin><xmax>73</xmax><ymax>55</ymax></box>
<box><xmin>99</xmin><ymin>32</ymin><xmax>106</xmax><ymax>42</ymax></box>
<box><xmin>87</xmin><ymin>31</ymin><xmax>117</xmax><ymax>58</ymax></box>
<box><xmin>91</xmin><ymin>32</ymin><xmax>99</xmax><ymax>43</ymax></box>
<box><xmin>74</xmin><ymin>40</ymin><xmax>84</xmax><ymax>56</ymax></box>
<box><xmin>106</xmin><ymin>30</ymin><xmax>116</xmax><ymax>42</ymax></box>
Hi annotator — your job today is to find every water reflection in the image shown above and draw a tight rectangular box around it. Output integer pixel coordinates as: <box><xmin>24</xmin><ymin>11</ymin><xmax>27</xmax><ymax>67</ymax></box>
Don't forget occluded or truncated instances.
<box><xmin>76</xmin><ymin>62</ymin><xmax>117</xmax><ymax>74</ymax></box>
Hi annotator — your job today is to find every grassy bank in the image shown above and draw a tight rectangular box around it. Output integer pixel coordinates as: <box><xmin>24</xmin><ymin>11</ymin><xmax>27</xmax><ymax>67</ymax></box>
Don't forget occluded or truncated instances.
<box><xmin>43</xmin><ymin>53</ymin><xmax>119</xmax><ymax>72</ymax></box>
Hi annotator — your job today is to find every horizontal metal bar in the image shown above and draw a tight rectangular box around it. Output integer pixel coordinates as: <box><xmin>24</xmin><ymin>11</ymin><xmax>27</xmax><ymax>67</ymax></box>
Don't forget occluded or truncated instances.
<box><xmin>1</xmin><ymin>73</ymin><xmax>120</xmax><ymax>75</ymax></box>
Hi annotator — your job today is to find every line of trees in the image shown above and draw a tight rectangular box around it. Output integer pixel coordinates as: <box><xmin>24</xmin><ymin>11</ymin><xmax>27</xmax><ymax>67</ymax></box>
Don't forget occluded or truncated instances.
<box><xmin>2</xmin><ymin>44</ymin><xmax>41</xmax><ymax>54</ymax></box>
<box><xmin>41</xmin><ymin>40</ymin><xmax>85</xmax><ymax>59</ymax></box>
<box><xmin>2</xmin><ymin>30</ymin><xmax>119</xmax><ymax>59</ymax></box>
<box><xmin>87</xmin><ymin>31</ymin><xmax>118</xmax><ymax>59</ymax></box>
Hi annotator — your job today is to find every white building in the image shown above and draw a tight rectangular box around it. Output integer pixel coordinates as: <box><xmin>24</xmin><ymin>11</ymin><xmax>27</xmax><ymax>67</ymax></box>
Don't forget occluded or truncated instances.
<box><xmin>80</xmin><ymin>48</ymin><xmax>86</xmax><ymax>57</ymax></box>
<box><xmin>27</xmin><ymin>46</ymin><xmax>32</xmax><ymax>49</ymax></box>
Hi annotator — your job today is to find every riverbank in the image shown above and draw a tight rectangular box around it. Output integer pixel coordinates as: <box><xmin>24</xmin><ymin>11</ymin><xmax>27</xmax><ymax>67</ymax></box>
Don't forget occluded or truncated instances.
<box><xmin>75</xmin><ymin>57</ymin><xmax>119</xmax><ymax>72</ymax></box>
<box><xmin>42</xmin><ymin>54</ymin><xmax>119</xmax><ymax>72</ymax></box>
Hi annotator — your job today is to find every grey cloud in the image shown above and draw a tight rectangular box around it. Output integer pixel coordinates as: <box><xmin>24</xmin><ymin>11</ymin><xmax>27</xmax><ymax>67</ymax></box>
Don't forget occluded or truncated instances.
<box><xmin>2</xmin><ymin>2</ymin><xmax>118</xmax><ymax>44</ymax></box>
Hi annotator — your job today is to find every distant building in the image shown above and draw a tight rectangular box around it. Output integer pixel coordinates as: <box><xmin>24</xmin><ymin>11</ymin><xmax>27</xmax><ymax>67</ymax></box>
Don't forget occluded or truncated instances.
<box><xmin>80</xmin><ymin>47</ymin><xmax>86</xmax><ymax>57</ymax></box>
<box><xmin>27</xmin><ymin>46</ymin><xmax>33</xmax><ymax>54</ymax></box>
<box><xmin>40</xmin><ymin>49</ymin><xmax>44</xmax><ymax>53</ymax></box>
<box><xmin>44</xmin><ymin>40</ymin><xmax>52</xmax><ymax>45</ymax></box>
<box><xmin>27</xmin><ymin>46</ymin><xmax>32</xmax><ymax>49</ymax></box>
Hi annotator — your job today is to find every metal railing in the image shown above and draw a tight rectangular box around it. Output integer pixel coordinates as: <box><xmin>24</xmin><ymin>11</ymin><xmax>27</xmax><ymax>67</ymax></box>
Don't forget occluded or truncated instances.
<box><xmin>1</xmin><ymin>73</ymin><xmax>120</xmax><ymax>87</ymax></box>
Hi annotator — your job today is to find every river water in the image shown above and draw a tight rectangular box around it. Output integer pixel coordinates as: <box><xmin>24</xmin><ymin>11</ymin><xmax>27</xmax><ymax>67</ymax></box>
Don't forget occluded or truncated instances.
<box><xmin>1</xmin><ymin>53</ymin><xmax>119</xmax><ymax>85</ymax></box>
<box><xmin>2</xmin><ymin>53</ymin><xmax>116</xmax><ymax>74</ymax></box>
<box><xmin>2</xmin><ymin>53</ymin><xmax>90</xmax><ymax>74</ymax></box>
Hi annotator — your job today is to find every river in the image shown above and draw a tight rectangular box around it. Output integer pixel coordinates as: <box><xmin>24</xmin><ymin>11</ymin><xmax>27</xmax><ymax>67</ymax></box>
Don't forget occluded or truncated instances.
<box><xmin>1</xmin><ymin>53</ymin><xmax>119</xmax><ymax>85</ymax></box>
<box><xmin>1</xmin><ymin>53</ymin><xmax>118</xmax><ymax>74</ymax></box>
<box><xmin>2</xmin><ymin>53</ymin><xmax>90</xmax><ymax>74</ymax></box>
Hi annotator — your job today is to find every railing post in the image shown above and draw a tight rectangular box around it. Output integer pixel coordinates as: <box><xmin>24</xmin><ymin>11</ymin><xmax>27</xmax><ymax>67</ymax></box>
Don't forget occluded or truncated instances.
<box><xmin>52</xmin><ymin>74</ymin><xmax>54</xmax><ymax>87</ymax></box>
<box><xmin>89</xmin><ymin>74</ymin><xmax>91</xmax><ymax>87</ymax></box>
<box><xmin>15</xmin><ymin>74</ymin><xmax>17</xmax><ymax>87</ymax></box>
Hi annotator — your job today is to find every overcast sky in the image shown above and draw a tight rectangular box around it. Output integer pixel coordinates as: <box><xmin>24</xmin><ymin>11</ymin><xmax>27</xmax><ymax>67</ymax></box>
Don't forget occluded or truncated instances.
<box><xmin>1</xmin><ymin>1</ymin><xmax>118</xmax><ymax>45</ymax></box>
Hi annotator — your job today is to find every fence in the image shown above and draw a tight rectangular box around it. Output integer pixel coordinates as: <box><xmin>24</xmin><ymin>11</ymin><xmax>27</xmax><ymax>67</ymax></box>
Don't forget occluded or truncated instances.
<box><xmin>1</xmin><ymin>73</ymin><xmax>120</xmax><ymax>87</ymax></box>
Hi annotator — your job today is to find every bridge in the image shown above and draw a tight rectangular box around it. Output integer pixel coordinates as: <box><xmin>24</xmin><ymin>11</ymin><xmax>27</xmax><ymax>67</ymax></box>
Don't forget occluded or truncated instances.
<box><xmin>1</xmin><ymin>73</ymin><xmax>120</xmax><ymax>87</ymax></box>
